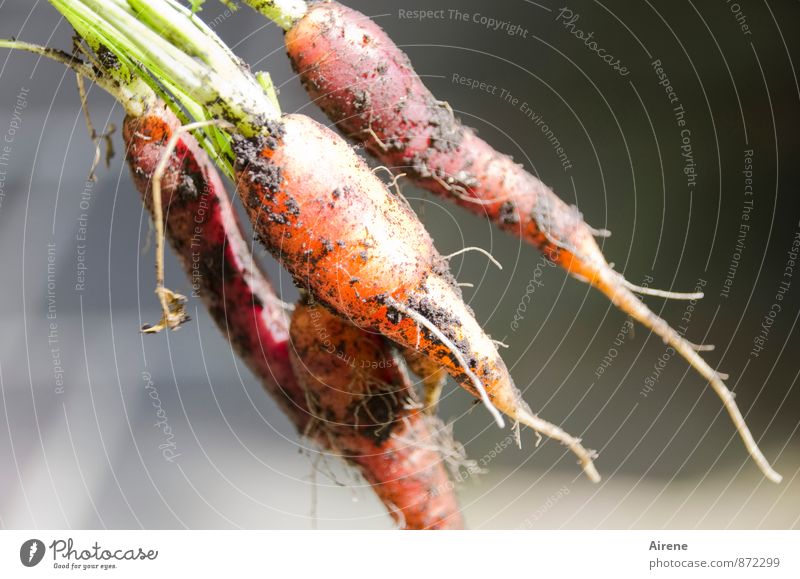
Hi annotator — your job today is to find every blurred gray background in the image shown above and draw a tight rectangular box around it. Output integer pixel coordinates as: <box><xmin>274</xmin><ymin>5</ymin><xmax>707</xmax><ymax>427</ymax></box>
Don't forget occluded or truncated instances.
<box><xmin>0</xmin><ymin>0</ymin><xmax>798</xmax><ymax>529</ymax></box>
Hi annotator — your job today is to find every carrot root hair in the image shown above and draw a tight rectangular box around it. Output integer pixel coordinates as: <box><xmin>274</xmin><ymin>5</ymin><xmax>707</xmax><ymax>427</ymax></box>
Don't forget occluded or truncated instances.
<box><xmin>588</xmin><ymin>225</ymin><xmax>612</xmax><ymax>238</ymax></box>
<box><xmin>516</xmin><ymin>408</ymin><xmax>601</xmax><ymax>483</ymax></box>
<box><xmin>622</xmin><ymin>277</ymin><xmax>704</xmax><ymax>300</ymax></box>
<box><xmin>598</xmin><ymin>271</ymin><xmax>782</xmax><ymax>483</ymax></box>
<box><xmin>443</xmin><ymin>246</ymin><xmax>503</xmax><ymax>270</ymax></box>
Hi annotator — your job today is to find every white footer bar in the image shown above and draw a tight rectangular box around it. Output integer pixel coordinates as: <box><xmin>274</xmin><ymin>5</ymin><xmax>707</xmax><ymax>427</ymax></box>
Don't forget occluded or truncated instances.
<box><xmin>2</xmin><ymin>530</ymin><xmax>797</xmax><ymax>578</ymax></box>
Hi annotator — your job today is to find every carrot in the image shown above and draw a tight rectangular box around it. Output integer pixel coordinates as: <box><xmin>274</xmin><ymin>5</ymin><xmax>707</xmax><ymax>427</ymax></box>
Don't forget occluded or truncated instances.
<box><xmin>289</xmin><ymin>297</ymin><xmax>463</xmax><ymax>529</ymax></box>
<box><xmin>50</xmin><ymin>0</ymin><xmax>602</xmax><ymax>481</ymax></box>
<box><xmin>121</xmin><ymin>101</ymin><xmax>311</xmax><ymax>426</ymax></box>
<box><xmin>1</xmin><ymin>33</ymin><xmax>470</xmax><ymax>525</ymax></box>
<box><xmin>253</xmin><ymin>0</ymin><xmax>780</xmax><ymax>483</ymax></box>
<box><xmin>282</xmin><ymin>1</ymin><xmax>605</xmax><ymax>275</ymax></box>
<box><xmin>233</xmin><ymin>113</ymin><xmax>601</xmax><ymax>481</ymax></box>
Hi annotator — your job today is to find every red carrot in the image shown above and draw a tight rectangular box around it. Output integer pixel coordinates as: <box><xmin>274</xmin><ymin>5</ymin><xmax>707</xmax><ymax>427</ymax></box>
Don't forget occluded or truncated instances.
<box><xmin>273</xmin><ymin>0</ymin><xmax>781</xmax><ymax>483</ymax></box>
<box><xmin>289</xmin><ymin>297</ymin><xmax>463</xmax><ymax>529</ymax></box>
<box><xmin>122</xmin><ymin>101</ymin><xmax>310</xmax><ymax>427</ymax></box>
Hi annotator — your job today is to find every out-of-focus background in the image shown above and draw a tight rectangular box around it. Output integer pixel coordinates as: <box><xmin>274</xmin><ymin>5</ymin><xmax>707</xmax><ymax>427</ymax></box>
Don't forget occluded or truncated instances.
<box><xmin>0</xmin><ymin>0</ymin><xmax>798</xmax><ymax>529</ymax></box>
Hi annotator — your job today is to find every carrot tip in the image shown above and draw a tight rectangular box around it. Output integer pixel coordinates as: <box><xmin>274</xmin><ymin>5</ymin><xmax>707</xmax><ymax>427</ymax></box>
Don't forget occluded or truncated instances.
<box><xmin>600</xmin><ymin>278</ymin><xmax>783</xmax><ymax>483</ymax></box>
<box><xmin>766</xmin><ymin>471</ymin><xmax>783</xmax><ymax>484</ymax></box>
<box><xmin>516</xmin><ymin>409</ymin><xmax>600</xmax><ymax>482</ymax></box>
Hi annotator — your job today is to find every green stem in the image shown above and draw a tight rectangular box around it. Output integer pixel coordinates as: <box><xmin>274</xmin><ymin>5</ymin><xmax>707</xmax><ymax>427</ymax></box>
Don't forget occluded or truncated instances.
<box><xmin>2</xmin><ymin>36</ymin><xmax>232</xmax><ymax>178</ymax></box>
<box><xmin>50</xmin><ymin>0</ymin><xmax>279</xmax><ymax>135</ymax></box>
<box><xmin>128</xmin><ymin>0</ymin><xmax>224</xmax><ymax>69</ymax></box>
<box><xmin>0</xmin><ymin>38</ymin><xmax>158</xmax><ymax>117</ymax></box>
<box><xmin>94</xmin><ymin>1</ymin><xmax>235</xmax><ymax>174</ymax></box>
<box><xmin>0</xmin><ymin>40</ymin><xmax>88</xmax><ymax>75</ymax></box>
<box><xmin>159</xmin><ymin>0</ymin><xmax>248</xmax><ymax>68</ymax></box>
<box><xmin>256</xmin><ymin>71</ymin><xmax>281</xmax><ymax>115</ymax></box>
<box><xmin>240</xmin><ymin>0</ymin><xmax>308</xmax><ymax>30</ymax></box>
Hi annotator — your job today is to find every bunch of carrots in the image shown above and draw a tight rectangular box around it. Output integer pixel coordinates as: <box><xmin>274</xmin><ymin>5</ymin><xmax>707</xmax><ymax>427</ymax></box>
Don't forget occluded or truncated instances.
<box><xmin>1</xmin><ymin>0</ymin><xmax>782</xmax><ymax>529</ymax></box>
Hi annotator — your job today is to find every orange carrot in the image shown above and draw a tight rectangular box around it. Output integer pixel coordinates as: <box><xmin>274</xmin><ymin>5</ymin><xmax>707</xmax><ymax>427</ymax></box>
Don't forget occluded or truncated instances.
<box><xmin>233</xmin><ymin>113</ymin><xmax>600</xmax><ymax>481</ymax></box>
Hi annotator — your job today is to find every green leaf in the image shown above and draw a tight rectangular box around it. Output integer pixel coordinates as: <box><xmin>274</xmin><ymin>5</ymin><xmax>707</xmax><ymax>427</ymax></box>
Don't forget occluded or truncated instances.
<box><xmin>190</xmin><ymin>0</ymin><xmax>204</xmax><ymax>13</ymax></box>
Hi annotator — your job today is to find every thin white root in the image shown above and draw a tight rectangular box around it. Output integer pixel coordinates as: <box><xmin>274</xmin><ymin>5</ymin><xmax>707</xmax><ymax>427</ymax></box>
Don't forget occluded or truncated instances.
<box><xmin>623</xmin><ymin>277</ymin><xmax>704</xmax><ymax>300</ymax></box>
<box><xmin>387</xmin><ymin>171</ymin><xmax>407</xmax><ymax>196</ymax></box>
<box><xmin>431</xmin><ymin>173</ymin><xmax>504</xmax><ymax>206</ymax></box>
<box><xmin>435</xmin><ymin>99</ymin><xmax>454</xmax><ymax>118</ymax></box>
<box><xmin>389</xmin><ymin>299</ymin><xmax>505</xmax><ymax>428</ymax></box>
<box><xmin>689</xmin><ymin>341</ymin><xmax>716</xmax><ymax>352</ymax></box>
<box><xmin>371</xmin><ymin>166</ymin><xmax>406</xmax><ymax>193</ymax></box>
<box><xmin>372</xmin><ymin>166</ymin><xmax>413</xmax><ymax>210</ymax></box>
<box><xmin>443</xmin><ymin>246</ymin><xmax>503</xmax><ymax>271</ymax></box>
<box><xmin>704</xmin><ymin>369</ymin><xmax>780</xmax><ymax>483</ymax></box>
<box><xmin>603</xmin><ymin>280</ymin><xmax>782</xmax><ymax>483</ymax></box>
<box><xmin>362</xmin><ymin>113</ymin><xmax>389</xmax><ymax>152</ymax></box>
<box><xmin>458</xmin><ymin>282</ymin><xmax>474</xmax><ymax>288</ymax></box>
<box><xmin>492</xmin><ymin>340</ymin><xmax>510</xmax><ymax>349</ymax></box>
<box><xmin>588</xmin><ymin>225</ymin><xmax>612</xmax><ymax>238</ymax></box>
<box><xmin>372</xmin><ymin>165</ymin><xmax>408</xmax><ymax>195</ymax></box>
<box><xmin>517</xmin><ymin>408</ymin><xmax>601</xmax><ymax>483</ymax></box>
<box><xmin>143</xmin><ymin>119</ymin><xmax>233</xmax><ymax>334</ymax></box>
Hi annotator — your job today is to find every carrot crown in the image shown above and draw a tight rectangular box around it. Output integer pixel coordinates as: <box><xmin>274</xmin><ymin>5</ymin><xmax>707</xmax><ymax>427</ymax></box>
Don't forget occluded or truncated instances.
<box><xmin>49</xmin><ymin>0</ymin><xmax>281</xmax><ymax>136</ymax></box>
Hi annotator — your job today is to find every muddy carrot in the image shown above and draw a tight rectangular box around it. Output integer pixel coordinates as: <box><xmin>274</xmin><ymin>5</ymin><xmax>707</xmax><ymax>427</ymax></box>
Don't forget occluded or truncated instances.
<box><xmin>232</xmin><ymin>112</ymin><xmax>600</xmax><ymax>481</ymax></box>
<box><xmin>289</xmin><ymin>297</ymin><xmax>463</xmax><ymax>529</ymax></box>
